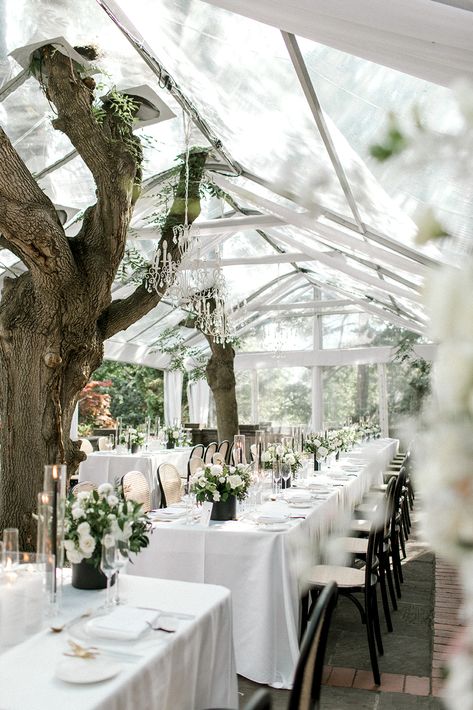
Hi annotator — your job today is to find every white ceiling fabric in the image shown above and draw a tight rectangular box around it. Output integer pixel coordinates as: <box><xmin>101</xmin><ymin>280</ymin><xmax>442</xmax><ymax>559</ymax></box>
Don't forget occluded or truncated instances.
<box><xmin>203</xmin><ymin>0</ymin><xmax>473</xmax><ymax>86</ymax></box>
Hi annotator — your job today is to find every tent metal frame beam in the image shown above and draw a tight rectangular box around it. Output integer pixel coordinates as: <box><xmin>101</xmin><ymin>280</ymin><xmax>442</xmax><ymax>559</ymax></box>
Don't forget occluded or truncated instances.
<box><xmin>95</xmin><ymin>0</ymin><xmax>242</xmax><ymax>176</ymax></box>
<box><xmin>281</xmin><ymin>31</ymin><xmax>365</xmax><ymax>233</ymax></box>
<box><xmin>0</xmin><ymin>68</ymin><xmax>29</xmax><ymax>101</ymax></box>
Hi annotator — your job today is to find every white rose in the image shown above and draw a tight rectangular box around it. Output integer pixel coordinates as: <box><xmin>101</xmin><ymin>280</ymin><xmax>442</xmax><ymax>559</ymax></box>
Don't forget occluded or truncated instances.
<box><xmin>285</xmin><ymin>454</ymin><xmax>296</xmax><ymax>465</ymax></box>
<box><xmin>102</xmin><ymin>533</ymin><xmax>116</xmax><ymax>549</ymax></box>
<box><xmin>213</xmin><ymin>491</ymin><xmax>221</xmax><ymax>502</ymax></box>
<box><xmin>77</xmin><ymin>522</ymin><xmax>90</xmax><ymax>535</ymax></box>
<box><xmin>312</xmin><ymin>439</ymin><xmax>321</xmax><ymax>447</ymax></box>
<box><xmin>107</xmin><ymin>494</ymin><xmax>119</xmax><ymax>507</ymax></box>
<box><xmin>198</xmin><ymin>476</ymin><xmax>207</xmax><ymax>486</ymax></box>
<box><xmin>219</xmin><ymin>476</ymin><xmax>226</xmax><ymax>483</ymax></box>
<box><xmin>122</xmin><ymin>521</ymin><xmax>133</xmax><ymax>540</ymax></box>
<box><xmin>434</xmin><ymin>342</ymin><xmax>473</xmax><ymax>413</ymax></box>
<box><xmin>228</xmin><ymin>474</ymin><xmax>242</xmax><ymax>489</ymax></box>
<box><xmin>79</xmin><ymin>534</ymin><xmax>96</xmax><ymax>556</ymax></box>
<box><xmin>261</xmin><ymin>451</ymin><xmax>271</xmax><ymax>463</ymax></box>
<box><xmin>63</xmin><ymin>539</ymin><xmax>75</xmax><ymax>552</ymax></box>
<box><xmin>98</xmin><ymin>483</ymin><xmax>113</xmax><ymax>496</ymax></box>
<box><xmin>276</xmin><ymin>445</ymin><xmax>284</xmax><ymax>457</ymax></box>
<box><xmin>72</xmin><ymin>507</ymin><xmax>85</xmax><ymax>520</ymax></box>
<box><xmin>318</xmin><ymin>446</ymin><xmax>328</xmax><ymax>459</ymax></box>
<box><xmin>66</xmin><ymin>548</ymin><xmax>84</xmax><ymax>564</ymax></box>
<box><xmin>237</xmin><ymin>463</ymin><xmax>246</xmax><ymax>471</ymax></box>
<box><xmin>211</xmin><ymin>464</ymin><xmax>223</xmax><ymax>476</ymax></box>
<box><xmin>77</xmin><ymin>491</ymin><xmax>90</xmax><ymax>502</ymax></box>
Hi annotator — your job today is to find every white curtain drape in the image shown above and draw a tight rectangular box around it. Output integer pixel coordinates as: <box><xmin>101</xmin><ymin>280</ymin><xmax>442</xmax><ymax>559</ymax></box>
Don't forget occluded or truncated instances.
<box><xmin>203</xmin><ymin>0</ymin><xmax>473</xmax><ymax>86</ymax></box>
<box><xmin>164</xmin><ymin>370</ymin><xmax>183</xmax><ymax>426</ymax></box>
<box><xmin>70</xmin><ymin>403</ymin><xmax>79</xmax><ymax>439</ymax></box>
<box><xmin>187</xmin><ymin>379</ymin><xmax>211</xmax><ymax>426</ymax></box>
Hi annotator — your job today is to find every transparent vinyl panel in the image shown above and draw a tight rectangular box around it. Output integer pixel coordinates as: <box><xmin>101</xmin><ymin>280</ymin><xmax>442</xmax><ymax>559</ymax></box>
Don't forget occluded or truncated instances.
<box><xmin>258</xmin><ymin>367</ymin><xmax>311</xmax><ymax>426</ymax></box>
<box><xmin>322</xmin><ymin>364</ymin><xmax>379</xmax><ymax>429</ymax></box>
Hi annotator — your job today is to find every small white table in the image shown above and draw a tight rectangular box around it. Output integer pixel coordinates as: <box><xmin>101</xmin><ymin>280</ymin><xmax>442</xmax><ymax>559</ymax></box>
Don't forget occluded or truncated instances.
<box><xmin>129</xmin><ymin>438</ymin><xmax>398</xmax><ymax>688</ymax></box>
<box><xmin>0</xmin><ymin>575</ymin><xmax>238</xmax><ymax>710</ymax></box>
<box><xmin>78</xmin><ymin>448</ymin><xmax>192</xmax><ymax>507</ymax></box>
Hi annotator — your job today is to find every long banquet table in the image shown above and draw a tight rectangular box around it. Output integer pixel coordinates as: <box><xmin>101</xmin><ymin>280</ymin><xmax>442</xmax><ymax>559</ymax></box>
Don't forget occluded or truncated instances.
<box><xmin>0</xmin><ymin>574</ymin><xmax>238</xmax><ymax>710</ymax></box>
<box><xmin>78</xmin><ymin>448</ymin><xmax>192</xmax><ymax>507</ymax></box>
<box><xmin>128</xmin><ymin>438</ymin><xmax>398</xmax><ymax>688</ymax></box>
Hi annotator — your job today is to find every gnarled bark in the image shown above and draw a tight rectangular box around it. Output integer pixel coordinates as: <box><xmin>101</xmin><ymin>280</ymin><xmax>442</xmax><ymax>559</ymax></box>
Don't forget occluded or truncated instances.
<box><xmin>205</xmin><ymin>339</ymin><xmax>239</xmax><ymax>442</ymax></box>
<box><xmin>0</xmin><ymin>45</ymin><xmax>207</xmax><ymax>547</ymax></box>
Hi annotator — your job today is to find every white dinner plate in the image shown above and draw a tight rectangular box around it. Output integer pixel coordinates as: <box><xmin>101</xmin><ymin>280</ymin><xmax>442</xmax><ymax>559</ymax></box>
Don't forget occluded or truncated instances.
<box><xmin>257</xmin><ymin>523</ymin><xmax>290</xmax><ymax>532</ymax></box>
<box><xmin>288</xmin><ymin>502</ymin><xmax>312</xmax><ymax>509</ymax></box>
<box><xmin>55</xmin><ymin>657</ymin><xmax>122</xmax><ymax>684</ymax></box>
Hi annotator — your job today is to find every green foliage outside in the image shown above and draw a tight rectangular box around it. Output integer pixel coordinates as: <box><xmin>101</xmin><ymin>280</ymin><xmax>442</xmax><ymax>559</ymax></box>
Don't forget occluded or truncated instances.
<box><xmin>89</xmin><ymin>361</ymin><xmax>164</xmax><ymax>428</ymax></box>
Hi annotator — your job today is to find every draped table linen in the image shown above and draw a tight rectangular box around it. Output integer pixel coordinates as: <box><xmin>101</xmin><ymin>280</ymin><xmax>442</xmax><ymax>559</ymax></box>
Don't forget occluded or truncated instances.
<box><xmin>128</xmin><ymin>438</ymin><xmax>398</xmax><ymax>687</ymax></box>
<box><xmin>78</xmin><ymin>448</ymin><xmax>192</xmax><ymax>507</ymax></box>
<box><xmin>0</xmin><ymin>575</ymin><xmax>238</xmax><ymax>710</ymax></box>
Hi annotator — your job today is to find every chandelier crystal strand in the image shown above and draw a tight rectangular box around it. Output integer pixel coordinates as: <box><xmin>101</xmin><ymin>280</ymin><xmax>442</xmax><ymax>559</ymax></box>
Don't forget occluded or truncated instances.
<box><xmin>146</xmin><ymin>110</ymin><xmax>233</xmax><ymax>343</ymax></box>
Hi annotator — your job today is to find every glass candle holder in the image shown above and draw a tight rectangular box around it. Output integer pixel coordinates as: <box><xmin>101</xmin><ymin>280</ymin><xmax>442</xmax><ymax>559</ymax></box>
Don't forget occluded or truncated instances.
<box><xmin>233</xmin><ymin>434</ymin><xmax>246</xmax><ymax>464</ymax></box>
<box><xmin>254</xmin><ymin>430</ymin><xmax>265</xmax><ymax>474</ymax></box>
<box><xmin>2</xmin><ymin>528</ymin><xmax>19</xmax><ymax>569</ymax></box>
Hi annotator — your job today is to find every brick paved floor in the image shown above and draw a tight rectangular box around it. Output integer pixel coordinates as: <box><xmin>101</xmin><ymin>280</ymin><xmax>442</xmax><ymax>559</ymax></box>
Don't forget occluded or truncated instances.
<box><xmin>238</xmin><ymin>512</ymin><xmax>462</xmax><ymax>708</ymax></box>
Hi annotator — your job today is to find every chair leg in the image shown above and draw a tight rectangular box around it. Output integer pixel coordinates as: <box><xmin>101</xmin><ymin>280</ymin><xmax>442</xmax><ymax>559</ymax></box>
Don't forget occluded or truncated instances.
<box><xmin>378</xmin><ymin>559</ymin><xmax>393</xmax><ymax>632</ymax></box>
<box><xmin>385</xmin><ymin>553</ymin><xmax>398</xmax><ymax>610</ymax></box>
<box><xmin>364</xmin><ymin>589</ymin><xmax>381</xmax><ymax>685</ymax></box>
<box><xmin>300</xmin><ymin>592</ymin><xmax>309</xmax><ymax>644</ymax></box>
<box><xmin>370</xmin><ymin>587</ymin><xmax>384</xmax><ymax>656</ymax></box>
<box><xmin>392</xmin><ymin>534</ymin><xmax>403</xmax><ymax>592</ymax></box>
<box><xmin>399</xmin><ymin>524</ymin><xmax>407</xmax><ymax>560</ymax></box>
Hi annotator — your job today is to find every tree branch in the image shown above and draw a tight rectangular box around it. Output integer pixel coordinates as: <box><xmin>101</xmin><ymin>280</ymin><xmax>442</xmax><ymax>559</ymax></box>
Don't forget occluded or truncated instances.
<box><xmin>41</xmin><ymin>47</ymin><xmax>141</xmax><ymax>270</ymax></box>
<box><xmin>0</xmin><ymin>128</ymin><xmax>75</xmax><ymax>278</ymax></box>
<box><xmin>99</xmin><ymin>149</ymin><xmax>208</xmax><ymax>339</ymax></box>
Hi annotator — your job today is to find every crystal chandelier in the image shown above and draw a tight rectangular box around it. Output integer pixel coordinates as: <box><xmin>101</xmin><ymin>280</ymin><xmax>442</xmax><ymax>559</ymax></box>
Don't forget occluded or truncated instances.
<box><xmin>146</xmin><ymin>112</ymin><xmax>234</xmax><ymax>343</ymax></box>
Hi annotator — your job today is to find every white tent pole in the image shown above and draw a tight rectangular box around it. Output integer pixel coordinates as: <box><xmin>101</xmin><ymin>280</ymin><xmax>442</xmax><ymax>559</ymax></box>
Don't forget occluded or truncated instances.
<box><xmin>377</xmin><ymin>363</ymin><xmax>389</xmax><ymax>437</ymax></box>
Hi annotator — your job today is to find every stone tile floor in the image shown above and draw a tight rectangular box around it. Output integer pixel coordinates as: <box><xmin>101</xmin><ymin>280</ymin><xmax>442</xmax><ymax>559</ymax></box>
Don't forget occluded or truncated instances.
<box><xmin>237</xmin><ymin>514</ymin><xmax>461</xmax><ymax>708</ymax></box>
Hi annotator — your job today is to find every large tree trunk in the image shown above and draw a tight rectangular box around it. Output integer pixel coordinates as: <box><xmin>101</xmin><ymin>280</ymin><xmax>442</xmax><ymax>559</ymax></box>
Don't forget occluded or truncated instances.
<box><xmin>0</xmin><ymin>45</ymin><xmax>208</xmax><ymax>547</ymax></box>
<box><xmin>0</xmin><ymin>273</ymin><xmax>103</xmax><ymax>547</ymax></box>
<box><xmin>205</xmin><ymin>341</ymin><xmax>239</xmax><ymax>442</ymax></box>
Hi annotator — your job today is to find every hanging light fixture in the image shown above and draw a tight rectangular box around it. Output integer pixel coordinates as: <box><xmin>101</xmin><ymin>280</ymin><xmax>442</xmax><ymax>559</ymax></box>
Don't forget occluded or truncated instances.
<box><xmin>146</xmin><ymin>112</ymin><xmax>234</xmax><ymax>344</ymax></box>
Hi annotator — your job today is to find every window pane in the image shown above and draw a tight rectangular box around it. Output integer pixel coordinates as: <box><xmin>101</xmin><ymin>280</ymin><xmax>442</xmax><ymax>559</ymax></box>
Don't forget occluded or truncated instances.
<box><xmin>322</xmin><ymin>365</ymin><xmax>379</xmax><ymax>428</ymax></box>
<box><xmin>258</xmin><ymin>367</ymin><xmax>311</xmax><ymax>426</ymax></box>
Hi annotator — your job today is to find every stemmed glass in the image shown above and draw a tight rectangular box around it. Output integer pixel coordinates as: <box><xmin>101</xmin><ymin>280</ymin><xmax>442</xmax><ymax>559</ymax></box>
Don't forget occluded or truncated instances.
<box><xmin>113</xmin><ymin>540</ymin><xmax>129</xmax><ymax>605</ymax></box>
<box><xmin>281</xmin><ymin>463</ymin><xmax>291</xmax><ymax>491</ymax></box>
<box><xmin>100</xmin><ymin>539</ymin><xmax>116</xmax><ymax>608</ymax></box>
<box><xmin>273</xmin><ymin>462</ymin><xmax>281</xmax><ymax>496</ymax></box>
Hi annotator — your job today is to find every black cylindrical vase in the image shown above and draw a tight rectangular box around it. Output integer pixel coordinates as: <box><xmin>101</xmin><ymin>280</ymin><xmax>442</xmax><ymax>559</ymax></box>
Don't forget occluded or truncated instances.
<box><xmin>211</xmin><ymin>496</ymin><xmax>237</xmax><ymax>521</ymax></box>
<box><xmin>71</xmin><ymin>559</ymin><xmax>116</xmax><ymax>590</ymax></box>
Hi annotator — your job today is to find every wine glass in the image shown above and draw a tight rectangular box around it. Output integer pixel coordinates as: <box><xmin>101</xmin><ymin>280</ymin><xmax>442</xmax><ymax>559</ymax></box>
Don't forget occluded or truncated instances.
<box><xmin>281</xmin><ymin>463</ymin><xmax>291</xmax><ymax>491</ymax></box>
<box><xmin>113</xmin><ymin>540</ymin><xmax>129</xmax><ymax>605</ymax></box>
<box><xmin>100</xmin><ymin>539</ymin><xmax>116</xmax><ymax>608</ymax></box>
<box><xmin>273</xmin><ymin>462</ymin><xmax>281</xmax><ymax>496</ymax></box>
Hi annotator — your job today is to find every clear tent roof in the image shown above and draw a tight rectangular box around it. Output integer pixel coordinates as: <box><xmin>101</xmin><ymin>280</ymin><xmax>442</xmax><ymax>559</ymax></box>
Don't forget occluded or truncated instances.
<box><xmin>0</xmin><ymin>0</ymin><xmax>463</xmax><ymax>369</ymax></box>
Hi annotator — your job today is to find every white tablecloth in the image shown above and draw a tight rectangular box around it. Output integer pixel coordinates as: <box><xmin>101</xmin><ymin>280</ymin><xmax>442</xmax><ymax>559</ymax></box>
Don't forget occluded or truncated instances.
<box><xmin>128</xmin><ymin>438</ymin><xmax>398</xmax><ymax>688</ymax></box>
<box><xmin>0</xmin><ymin>575</ymin><xmax>238</xmax><ymax>710</ymax></box>
<box><xmin>78</xmin><ymin>449</ymin><xmax>192</xmax><ymax>507</ymax></box>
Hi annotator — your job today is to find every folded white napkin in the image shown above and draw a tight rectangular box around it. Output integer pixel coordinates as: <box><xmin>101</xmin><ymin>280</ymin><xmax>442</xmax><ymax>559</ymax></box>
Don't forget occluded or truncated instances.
<box><xmin>151</xmin><ymin>508</ymin><xmax>185</xmax><ymax>521</ymax></box>
<box><xmin>256</xmin><ymin>513</ymin><xmax>289</xmax><ymax>524</ymax></box>
<box><xmin>86</xmin><ymin>607</ymin><xmax>158</xmax><ymax>641</ymax></box>
<box><xmin>284</xmin><ymin>491</ymin><xmax>312</xmax><ymax>504</ymax></box>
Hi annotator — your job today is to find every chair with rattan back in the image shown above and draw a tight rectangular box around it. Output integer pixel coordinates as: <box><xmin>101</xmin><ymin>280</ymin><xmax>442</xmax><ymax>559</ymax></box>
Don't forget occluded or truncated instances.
<box><xmin>79</xmin><ymin>438</ymin><xmax>94</xmax><ymax>454</ymax></box>
<box><xmin>188</xmin><ymin>445</ymin><xmax>205</xmax><ymax>479</ymax></box>
<box><xmin>289</xmin><ymin>582</ymin><xmax>338</xmax><ymax>710</ymax></box>
<box><xmin>217</xmin><ymin>440</ymin><xmax>230</xmax><ymax>463</ymax></box>
<box><xmin>212</xmin><ymin>452</ymin><xmax>225</xmax><ymax>465</ymax></box>
<box><xmin>188</xmin><ymin>456</ymin><xmax>205</xmax><ymax>478</ymax></box>
<box><xmin>204</xmin><ymin>442</ymin><xmax>218</xmax><ymax>463</ymax></box>
<box><xmin>121</xmin><ymin>470</ymin><xmax>151</xmax><ymax>513</ymax></box>
<box><xmin>71</xmin><ymin>480</ymin><xmax>97</xmax><ymax>496</ymax></box>
<box><xmin>158</xmin><ymin>463</ymin><xmax>182</xmax><ymax>507</ymax></box>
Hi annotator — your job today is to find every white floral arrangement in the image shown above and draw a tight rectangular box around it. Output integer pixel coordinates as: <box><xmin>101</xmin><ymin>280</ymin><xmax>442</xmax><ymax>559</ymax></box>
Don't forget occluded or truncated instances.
<box><xmin>64</xmin><ymin>483</ymin><xmax>151</xmax><ymax>568</ymax></box>
<box><xmin>304</xmin><ymin>434</ymin><xmax>334</xmax><ymax>459</ymax></box>
<box><xmin>261</xmin><ymin>443</ymin><xmax>302</xmax><ymax>474</ymax></box>
<box><xmin>119</xmin><ymin>427</ymin><xmax>145</xmax><ymax>447</ymax></box>
<box><xmin>165</xmin><ymin>426</ymin><xmax>180</xmax><ymax>441</ymax></box>
<box><xmin>190</xmin><ymin>462</ymin><xmax>252</xmax><ymax>503</ymax></box>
